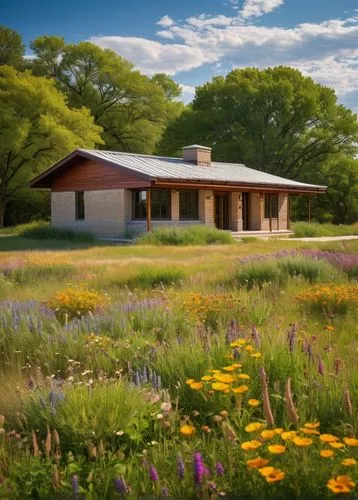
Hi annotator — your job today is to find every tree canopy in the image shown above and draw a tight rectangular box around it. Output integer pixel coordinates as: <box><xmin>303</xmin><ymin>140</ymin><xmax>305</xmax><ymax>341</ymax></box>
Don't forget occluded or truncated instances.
<box><xmin>30</xmin><ymin>38</ymin><xmax>183</xmax><ymax>153</ymax></box>
<box><xmin>0</xmin><ymin>65</ymin><xmax>102</xmax><ymax>226</ymax></box>
<box><xmin>0</xmin><ymin>26</ymin><xmax>24</xmax><ymax>67</ymax></box>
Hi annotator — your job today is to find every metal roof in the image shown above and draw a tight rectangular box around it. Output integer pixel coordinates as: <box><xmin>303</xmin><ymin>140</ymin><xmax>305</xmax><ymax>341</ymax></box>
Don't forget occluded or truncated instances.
<box><xmin>77</xmin><ymin>149</ymin><xmax>326</xmax><ymax>191</ymax></box>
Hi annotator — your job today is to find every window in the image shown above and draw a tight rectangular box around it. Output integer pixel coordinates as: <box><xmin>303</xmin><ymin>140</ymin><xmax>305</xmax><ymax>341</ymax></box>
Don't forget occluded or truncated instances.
<box><xmin>179</xmin><ymin>190</ymin><xmax>199</xmax><ymax>220</ymax></box>
<box><xmin>75</xmin><ymin>191</ymin><xmax>85</xmax><ymax>220</ymax></box>
<box><xmin>132</xmin><ymin>189</ymin><xmax>171</xmax><ymax>220</ymax></box>
<box><xmin>264</xmin><ymin>194</ymin><xmax>278</xmax><ymax>219</ymax></box>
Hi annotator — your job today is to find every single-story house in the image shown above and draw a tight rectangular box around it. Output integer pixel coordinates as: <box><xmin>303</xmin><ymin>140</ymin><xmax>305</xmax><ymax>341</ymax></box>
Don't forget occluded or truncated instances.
<box><xmin>30</xmin><ymin>145</ymin><xmax>326</xmax><ymax>237</ymax></box>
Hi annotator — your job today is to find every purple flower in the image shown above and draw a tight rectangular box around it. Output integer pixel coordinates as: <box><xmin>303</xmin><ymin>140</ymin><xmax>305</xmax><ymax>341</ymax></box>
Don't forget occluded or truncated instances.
<box><xmin>72</xmin><ymin>475</ymin><xmax>79</xmax><ymax>498</ymax></box>
<box><xmin>114</xmin><ymin>476</ymin><xmax>127</xmax><ymax>494</ymax></box>
<box><xmin>215</xmin><ymin>462</ymin><xmax>224</xmax><ymax>476</ymax></box>
<box><xmin>193</xmin><ymin>452</ymin><xmax>204</xmax><ymax>486</ymax></box>
<box><xmin>149</xmin><ymin>465</ymin><xmax>159</xmax><ymax>482</ymax></box>
<box><xmin>177</xmin><ymin>453</ymin><xmax>185</xmax><ymax>480</ymax></box>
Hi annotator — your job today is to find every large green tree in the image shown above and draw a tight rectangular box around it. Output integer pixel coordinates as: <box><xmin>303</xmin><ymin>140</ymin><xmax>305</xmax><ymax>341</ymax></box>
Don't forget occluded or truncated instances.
<box><xmin>158</xmin><ymin>67</ymin><xmax>358</xmax><ymax>181</ymax></box>
<box><xmin>30</xmin><ymin>38</ymin><xmax>182</xmax><ymax>153</ymax></box>
<box><xmin>0</xmin><ymin>65</ymin><xmax>102</xmax><ymax>227</ymax></box>
<box><xmin>0</xmin><ymin>26</ymin><xmax>24</xmax><ymax>67</ymax></box>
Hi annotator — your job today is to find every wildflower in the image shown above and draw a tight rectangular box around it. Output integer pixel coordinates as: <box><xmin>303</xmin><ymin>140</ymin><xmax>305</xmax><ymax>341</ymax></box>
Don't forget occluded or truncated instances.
<box><xmin>251</xmin><ymin>352</ymin><xmax>262</xmax><ymax>359</ymax></box>
<box><xmin>259</xmin><ymin>467</ymin><xmax>285</xmax><ymax>483</ymax></box>
<box><xmin>261</xmin><ymin>430</ymin><xmax>275</xmax><ymax>440</ymax></box>
<box><xmin>246</xmin><ymin>458</ymin><xmax>270</xmax><ymax>469</ymax></box>
<box><xmin>259</xmin><ymin>367</ymin><xmax>275</xmax><ymax>427</ymax></box>
<box><xmin>190</xmin><ymin>382</ymin><xmax>203</xmax><ymax>391</ymax></box>
<box><xmin>212</xmin><ymin>382</ymin><xmax>229</xmax><ymax>392</ymax></box>
<box><xmin>318</xmin><ymin>357</ymin><xmax>325</xmax><ymax>376</ymax></box>
<box><xmin>238</xmin><ymin>374</ymin><xmax>250</xmax><ymax>380</ymax></box>
<box><xmin>325</xmin><ymin>325</ymin><xmax>335</xmax><ymax>332</ymax></box>
<box><xmin>161</xmin><ymin>402</ymin><xmax>172</xmax><ymax>413</ymax></box>
<box><xmin>245</xmin><ymin>422</ymin><xmax>265</xmax><ymax>433</ymax></box>
<box><xmin>343</xmin><ymin>388</ymin><xmax>353</xmax><ymax>416</ymax></box>
<box><xmin>215</xmin><ymin>462</ymin><xmax>225</xmax><ymax>476</ymax></box>
<box><xmin>320</xmin><ymin>434</ymin><xmax>339</xmax><ymax>443</ymax></box>
<box><xmin>248</xmin><ymin>399</ymin><xmax>260</xmax><ymax>407</ymax></box>
<box><xmin>274</xmin><ymin>428</ymin><xmax>284</xmax><ymax>434</ymax></box>
<box><xmin>149</xmin><ymin>465</ymin><xmax>159</xmax><ymax>482</ymax></box>
<box><xmin>161</xmin><ymin>487</ymin><xmax>169</xmax><ymax>497</ymax></box>
<box><xmin>114</xmin><ymin>476</ymin><xmax>128</xmax><ymax>494</ymax></box>
<box><xmin>241</xmin><ymin>440</ymin><xmax>263</xmax><ymax>451</ymax></box>
<box><xmin>268</xmin><ymin>445</ymin><xmax>286</xmax><ymax>454</ymax></box>
<box><xmin>232</xmin><ymin>385</ymin><xmax>249</xmax><ymax>394</ymax></box>
<box><xmin>180</xmin><ymin>425</ymin><xmax>196</xmax><ymax>437</ymax></box>
<box><xmin>186</xmin><ymin>379</ymin><xmax>195</xmax><ymax>385</ymax></box>
<box><xmin>219</xmin><ymin>410</ymin><xmax>228</xmax><ymax>418</ymax></box>
<box><xmin>292</xmin><ymin>437</ymin><xmax>312</xmax><ymax>447</ymax></box>
<box><xmin>329</xmin><ymin>441</ymin><xmax>345</xmax><ymax>449</ymax></box>
<box><xmin>281</xmin><ymin>431</ymin><xmax>297</xmax><ymax>441</ymax></box>
<box><xmin>344</xmin><ymin>437</ymin><xmax>358</xmax><ymax>446</ymax></box>
<box><xmin>304</xmin><ymin>422</ymin><xmax>320</xmax><ymax>429</ymax></box>
<box><xmin>156</xmin><ymin>413</ymin><xmax>164</xmax><ymax>420</ymax></box>
<box><xmin>213</xmin><ymin>373</ymin><xmax>235</xmax><ymax>384</ymax></box>
<box><xmin>177</xmin><ymin>453</ymin><xmax>185</xmax><ymax>480</ymax></box>
<box><xmin>222</xmin><ymin>366</ymin><xmax>237</xmax><ymax>372</ymax></box>
<box><xmin>201</xmin><ymin>425</ymin><xmax>211</xmax><ymax>433</ymax></box>
<box><xmin>193</xmin><ymin>452</ymin><xmax>205</xmax><ymax>486</ymax></box>
<box><xmin>300</xmin><ymin>428</ymin><xmax>320</xmax><ymax>435</ymax></box>
<box><xmin>341</xmin><ymin>458</ymin><xmax>357</xmax><ymax>466</ymax></box>
<box><xmin>72</xmin><ymin>475</ymin><xmax>79</xmax><ymax>498</ymax></box>
<box><xmin>320</xmin><ymin>450</ymin><xmax>334</xmax><ymax>458</ymax></box>
<box><xmin>52</xmin><ymin>465</ymin><xmax>60</xmax><ymax>490</ymax></box>
<box><xmin>327</xmin><ymin>476</ymin><xmax>355</xmax><ymax>494</ymax></box>
<box><xmin>201</xmin><ymin>375</ymin><xmax>213</xmax><ymax>381</ymax></box>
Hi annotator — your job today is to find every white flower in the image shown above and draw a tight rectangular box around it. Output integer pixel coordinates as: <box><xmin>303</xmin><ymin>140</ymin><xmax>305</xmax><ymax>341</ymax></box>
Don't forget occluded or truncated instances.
<box><xmin>116</xmin><ymin>430</ymin><xmax>124</xmax><ymax>436</ymax></box>
<box><xmin>156</xmin><ymin>413</ymin><xmax>164</xmax><ymax>420</ymax></box>
<box><xmin>160</xmin><ymin>402</ymin><xmax>172</xmax><ymax>412</ymax></box>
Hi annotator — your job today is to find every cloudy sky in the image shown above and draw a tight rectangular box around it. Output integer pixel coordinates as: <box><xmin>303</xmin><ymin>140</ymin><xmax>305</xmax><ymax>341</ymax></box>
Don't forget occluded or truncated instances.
<box><xmin>2</xmin><ymin>0</ymin><xmax>358</xmax><ymax>109</ymax></box>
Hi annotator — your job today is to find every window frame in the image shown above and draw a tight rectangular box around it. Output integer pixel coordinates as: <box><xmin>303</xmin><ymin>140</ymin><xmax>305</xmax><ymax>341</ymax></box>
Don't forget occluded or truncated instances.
<box><xmin>75</xmin><ymin>191</ymin><xmax>85</xmax><ymax>221</ymax></box>
<box><xmin>132</xmin><ymin>189</ymin><xmax>171</xmax><ymax>221</ymax></box>
<box><xmin>179</xmin><ymin>190</ymin><xmax>199</xmax><ymax>220</ymax></box>
<box><xmin>264</xmin><ymin>193</ymin><xmax>279</xmax><ymax>219</ymax></box>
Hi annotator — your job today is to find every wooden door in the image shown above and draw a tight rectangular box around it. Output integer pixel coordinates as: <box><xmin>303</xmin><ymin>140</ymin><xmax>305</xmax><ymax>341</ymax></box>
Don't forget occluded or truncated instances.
<box><xmin>215</xmin><ymin>193</ymin><xmax>229</xmax><ymax>229</ymax></box>
<box><xmin>242</xmin><ymin>192</ymin><xmax>250</xmax><ymax>231</ymax></box>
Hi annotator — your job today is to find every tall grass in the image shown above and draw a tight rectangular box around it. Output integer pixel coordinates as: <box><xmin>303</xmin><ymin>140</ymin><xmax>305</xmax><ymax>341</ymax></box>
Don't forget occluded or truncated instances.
<box><xmin>136</xmin><ymin>225</ymin><xmax>235</xmax><ymax>245</ymax></box>
<box><xmin>293</xmin><ymin>221</ymin><xmax>358</xmax><ymax>237</ymax></box>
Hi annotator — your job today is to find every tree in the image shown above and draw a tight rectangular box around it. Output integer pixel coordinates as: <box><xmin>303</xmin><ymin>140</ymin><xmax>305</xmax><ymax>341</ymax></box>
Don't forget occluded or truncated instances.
<box><xmin>158</xmin><ymin>67</ymin><xmax>358</xmax><ymax>181</ymax></box>
<box><xmin>31</xmin><ymin>39</ymin><xmax>182</xmax><ymax>153</ymax></box>
<box><xmin>0</xmin><ymin>26</ymin><xmax>24</xmax><ymax>67</ymax></box>
<box><xmin>0</xmin><ymin>65</ymin><xmax>103</xmax><ymax>227</ymax></box>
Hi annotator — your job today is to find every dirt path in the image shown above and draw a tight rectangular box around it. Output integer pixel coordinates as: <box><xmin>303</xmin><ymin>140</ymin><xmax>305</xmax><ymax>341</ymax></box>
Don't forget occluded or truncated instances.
<box><xmin>288</xmin><ymin>235</ymin><xmax>358</xmax><ymax>242</ymax></box>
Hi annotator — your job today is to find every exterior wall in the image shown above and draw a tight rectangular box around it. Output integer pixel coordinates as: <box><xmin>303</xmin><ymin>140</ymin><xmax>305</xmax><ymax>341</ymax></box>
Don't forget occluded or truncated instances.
<box><xmin>199</xmin><ymin>190</ymin><xmax>214</xmax><ymax>226</ymax></box>
<box><xmin>171</xmin><ymin>190</ymin><xmax>180</xmax><ymax>221</ymax></box>
<box><xmin>51</xmin><ymin>189</ymin><xmax>126</xmax><ymax>236</ymax></box>
<box><xmin>250</xmin><ymin>192</ymin><xmax>263</xmax><ymax>231</ymax></box>
<box><xmin>230</xmin><ymin>192</ymin><xmax>243</xmax><ymax>232</ymax></box>
<box><xmin>261</xmin><ymin>193</ymin><xmax>288</xmax><ymax>231</ymax></box>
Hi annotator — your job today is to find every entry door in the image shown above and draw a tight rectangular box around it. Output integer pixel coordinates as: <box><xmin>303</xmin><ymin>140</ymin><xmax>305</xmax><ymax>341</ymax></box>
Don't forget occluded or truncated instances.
<box><xmin>242</xmin><ymin>192</ymin><xmax>250</xmax><ymax>231</ymax></box>
<box><xmin>215</xmin><ymin>193</ymin><xmax>229</xmax><ymax>229</ymax></box>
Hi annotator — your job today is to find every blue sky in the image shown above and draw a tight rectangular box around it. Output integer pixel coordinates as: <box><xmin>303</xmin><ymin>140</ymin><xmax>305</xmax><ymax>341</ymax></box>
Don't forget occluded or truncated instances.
<box><xmin>1</xmin><ymin>0</ymin><xmax>358</xmax><ymax>109</ymax></box>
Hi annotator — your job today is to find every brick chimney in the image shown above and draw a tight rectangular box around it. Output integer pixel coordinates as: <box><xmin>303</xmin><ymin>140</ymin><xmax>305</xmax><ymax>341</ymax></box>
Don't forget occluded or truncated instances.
<box><xmin>182</xmin><ymin>144</ymin><xmax>212</xmax><ymax>167</ymax></box>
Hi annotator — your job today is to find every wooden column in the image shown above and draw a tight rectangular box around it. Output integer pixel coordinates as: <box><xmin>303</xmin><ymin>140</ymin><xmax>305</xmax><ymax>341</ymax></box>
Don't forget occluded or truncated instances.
<box><xmin>146</xmin><ymin>188</ymin><xmax>152</xmax><ymax>232</ymax></box>
<box><xmin>308</xmin><ymin>195</ymin><xmax>312</xmax><ymax>223</ymax></box>
<box><xmin>269</xmin><ymin>194</ymin><xmax>272</xmax><ymax>232</ymax></box>
<box><xmin>287</xmin><ymin>195</ymin><xmax>291</xmax><ymax>230</ymax></box>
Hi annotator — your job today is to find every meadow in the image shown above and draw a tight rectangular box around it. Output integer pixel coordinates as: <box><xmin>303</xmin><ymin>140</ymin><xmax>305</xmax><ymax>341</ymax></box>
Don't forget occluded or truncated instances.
<box><xmin>0</xmin><ymin>234</ymin><xmax>358</xmax><ymax>498</ymax></box>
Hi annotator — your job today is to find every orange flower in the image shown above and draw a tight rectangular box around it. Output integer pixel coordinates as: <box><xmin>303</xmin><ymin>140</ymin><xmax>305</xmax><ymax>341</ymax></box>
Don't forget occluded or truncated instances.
<box><xmin>190</xmin><ymin>382</ymin><xmax>203</xmax><ymax>391</ymax></box>
<box><xmin>259</xmin><ymin>467</ymin><xmax>285</xmax><ymax>483</ymax></box>
<box><xmin>268</xmin><ymin>445</ymin><xmax>286</xmax><ymax>454</ymax></box>
<box><xmin>212</xmin><ymin>382</ymin><xmax>229</xmax><ymax>392</ymax></box>
<box><xmin>222</xmin><ymin>365</ymin><xmax>237</xmax><ymax>372</ymax></box>
<box><xmin>300</xmin><ymin>428</ymin><xmax>320</xmax><ymax>436</ymax></box>
<box><xmin>281</xmin><ymin>431</ymin><xmax>296</xmax><ymax>441</ymax></box>
<box><xmin>232</xmin><ymin>385</ymin><xmax>249</xmax><ymax>394</ymax></box>
<box><xmin>241</xmin><ymin>440</ymin><xmax>263</xmax><ymax>451</ymax></box>
<box><xmin>245</xmin><ymin>422</ymin><xmax>265</xmax><ymax>433</ymax></box>
<box><xmin>327</xmin><ymin>476</ymin><xmax>355</xmax><ymax>494</ymax></box>
<box><xmin>246</xmin><ymin>457</ymin><xmax>270</xmax><ymax>469</ymax></box>
<box><xmin>320</xmin><ymin>450</ymin><xmax>334</xmax><ymax>458</ymax></box>
<box><xmin>261</xmin><ymin>430</ymin><xmax>275</xmax><ymax>440</ymax></box>
<box><xmin>180</xmin><ymin>425</ymin><xmax>195</xmax><ymax>437</ymax></box>
<box><xmin>292</xmin><ymin>437</ymin><xmax>313</xmax><ymax>447</ymax></box>
<box><xmin>185</xmin><ymin>379</ymin><xmax>195</xmax><ymax>385</ymax></box>
<box><xmin>201</xmin><ymin>375</ymin><xmax>213</xmax><ymax>381</ymax></box>
<box><xmin>320</xmin><ymin>434</ymin><xmax>339</xmax><ymax>443</ymax></box>
<box><xmin>341</xmin><ymin>458</ymin><xmax>357</xmax><ymax>466</ymax></box>
<box><xmin>238</xmin><ymin>373</ymin><xmax>250</xmax><ymax>380</ymax></box>
<box><xmin>248</xmin><ymin>399</ymin><xmax>260</xmax><ymax>407</ymax></box>
<box><xmin>304</xmin><ymin>422</ymin><xmax>320</xmax><ymax>429</ymax></box>
<box><xmin>344</xmin><ymin>437</ymin><xmax>358</xmax><ymax>447</ymax></box>
<box><xmin>329</xmin><ymin>441</ymin><xmax>345</xmax><ymax>449</ymax></box>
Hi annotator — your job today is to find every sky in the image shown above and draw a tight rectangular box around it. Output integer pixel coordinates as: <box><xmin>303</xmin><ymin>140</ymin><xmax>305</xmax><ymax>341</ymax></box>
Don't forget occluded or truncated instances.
<box><xmin>1</xmin><ymin>0</ymin><xmax>358</xmax><ymax>110</ymax></box>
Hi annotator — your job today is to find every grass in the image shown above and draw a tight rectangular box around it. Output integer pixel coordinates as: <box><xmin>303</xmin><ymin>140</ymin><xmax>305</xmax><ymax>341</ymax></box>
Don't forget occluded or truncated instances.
<box><xmin>1</xmin><ymin>234</ymin><xmax>358</xmax><ymax>497</ymax></box>
<box><xmin>135</xmin><ymin>225</ymin><xmax>235</xmax><ymax>245</ymax></box>
<box><xmin>292</xmin><ymin>221</ymin><xmax>358</xmax><ymax>237</ymax></box>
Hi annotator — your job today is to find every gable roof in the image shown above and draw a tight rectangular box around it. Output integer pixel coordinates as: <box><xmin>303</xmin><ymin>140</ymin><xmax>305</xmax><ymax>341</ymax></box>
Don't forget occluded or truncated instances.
<box><xmin>30</xmin><ymin>148</ymin><xmax>327</xmax><ymax>193</ymax></box>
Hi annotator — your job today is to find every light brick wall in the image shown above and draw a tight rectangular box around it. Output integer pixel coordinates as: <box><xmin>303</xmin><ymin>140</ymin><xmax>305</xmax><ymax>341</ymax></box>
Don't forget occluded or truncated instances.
<box><xmin>230</xmin><ymin>192</ymin><xmax>243</xmax><ymax>231</ymax></box>
<box><xmin>199</xmin><ymin>190</ymin><xmax>215</xmax><ymax>226</ymax></box>
<box><xmin>51</xmin><ymin>189</ymin><xmax>127</xmax><ymax>236</ymax></box>
<box><xmin>171</xmin><ymin>190</ymin><xmax>180</xmax><ymax>221</ymax></box>
<box><xmin>250</xmin><ymin>192</ymin><xmax>262</xmax><ymax>230</ymax></box>
<box><xmin>261</xmin><ymin>193</ymin><xmax>288</xmax><ymax>231</ymax></box>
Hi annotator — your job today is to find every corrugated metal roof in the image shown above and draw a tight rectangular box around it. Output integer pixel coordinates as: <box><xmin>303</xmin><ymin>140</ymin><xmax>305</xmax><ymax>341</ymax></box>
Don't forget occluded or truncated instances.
<box><xmin>78</xmin><ymin>149</ymin><xmax>326</xmax><ymax>190</ymax></box>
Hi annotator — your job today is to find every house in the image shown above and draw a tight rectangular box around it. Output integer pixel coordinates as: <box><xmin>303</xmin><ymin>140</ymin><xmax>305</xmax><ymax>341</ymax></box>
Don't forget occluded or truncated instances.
<box><xmin>30</xmin><ymin>145</ymin><xmax>326</xmax><ymax>237</ymax></box>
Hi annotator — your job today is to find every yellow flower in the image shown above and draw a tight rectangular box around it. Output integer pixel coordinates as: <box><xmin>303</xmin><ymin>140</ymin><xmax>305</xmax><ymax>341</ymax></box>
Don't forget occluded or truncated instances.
<box><xmin>304</xmin><ymin>422</ymin><xmax>320</xmax><ymax>429</ymax></box>
<box><xmin>245</xmin><ymin>345</ymin><xmax>254</xmax><ymax>352</ymax></box>
<box><xmin>246</xmin><ymin>457</ymin><xmax>270</xmax><ymax>469</ymax></box>
<box><xmin>222</xmin><ymin>365</ymin><xmax>237</xmax><ymax>372</ymax></box>
<box><xmin>241</xmin><ymin>440</ymin><xmax>263</xmax><ymax>451</ymax></box>
<box><xmin>180</xmin><ymin>425</ymin><xmax>195</xmax><ymax>437</ymax></box>
<box><xmin>281</xmin><ymin>431</ymin><xmax>297</xmax><ymax>441</ymax></box>
<box><xmin>320</xmin><ymin>434</ymin><xmax>339</xmax><ymax>443</ymax></box>
<box><xmin>274</xmin><ymin>428</ymin><xmax>284</xmax><ymax>435</ymax></box>
<box><xmin>259</xmin><ymin>467</ymin><xmax>285</xmax><ymax>483</ymax></box>
<box><xmin>261</xmin><ymin>430</ymin><xmax>275</xmax><ymax>440</ymax></box>
<box><xmin>320</xmin><ymin>450</ymin><xmax>334</xmax><ymax>458</ymax></box>
<box><xmin>327</xmin><ymin>476</ymin><xmax>355</xmax><ymax>494</ymax></box>
<box><xmin>232</xmin><ymin>385</ymin><xmax>249</xmax><ymax>394</ymax></box>
<box><xmin>268</xmin><ymin>445</ymin><xmax>286</xmax><ymax>454</ymax></box>
<box><xmin>300</xmin><ymin>428</ymin><xmax>320</xmax><ymax>435</ymax></box>
<box><xmin>344</xmin><ymin>437</ymin><xmax>358</xmax><ymax>447</ymax></box>
<box><xmin>245</xmin><ymin>422</ymin><xmax>265</xmax><ymax>433</ymax></box>
<box><xmin>292</xmin><ymin>437</ymin><xmax>312</xmax><ymax>447</ymax></box>
<box><xmin>231</xmin><ymin>363</ymin><xmax>242</xmax><ymax>368</ymax></box>
<box><xmin>201</xmin><ymin>375</ymin><xmax>213</xmax><ymax>381</ymax></box>
<box><xmin>214</xmin><ymin>373</ymin><xmax>235</xmax><ymax>384</ymax></box>
<box><xmin>185</xmin><ymin>379</ymin><xmax>195</xmax><ymax>385</ymax></box>
<box><xmin>238</xmin><ymin>373</ymin><xmax>250</xmax><ymax>380</ymax></box>
<box><xmin>329</xmin><ymin>441</ymin><xmax>345</xmax><ymax>449</ymax></box>
<box><xmin>212</xmin><ymin>382</ymin><xmax>229</xmax><ymax>392</ymax></box>
<box><xmin>248</xmin><ymin>399</ymin><xmax>260</xmax><ymax>407</ymax></box>
<box><xmin>341</xmin><ymin>458</ymin><xmax>357</xmax><ymax>466</ymax></box>
<box><xmin>190</xmin><ymin>382</ymin><xmax>203</xmax><ymax>391</ymax></box>
<box><xmin>251</xmin><ymin>352</ymin><xmax>262</xmax><ymax>359</ymax></box>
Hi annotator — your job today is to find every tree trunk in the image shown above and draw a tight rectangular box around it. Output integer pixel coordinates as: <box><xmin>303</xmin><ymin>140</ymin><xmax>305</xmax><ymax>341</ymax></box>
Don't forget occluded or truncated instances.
<box><xmin>0</xmin><ymin>199</ymin><xmax>6</xmax><ymax>228</ymax></box>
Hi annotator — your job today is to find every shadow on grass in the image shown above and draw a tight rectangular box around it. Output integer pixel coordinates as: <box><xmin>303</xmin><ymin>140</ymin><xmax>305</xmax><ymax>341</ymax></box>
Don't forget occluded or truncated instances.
<box><xmin>0</xmin><ymin>235</ymin><xmax>111</xmax><ymax>251</ymax></box>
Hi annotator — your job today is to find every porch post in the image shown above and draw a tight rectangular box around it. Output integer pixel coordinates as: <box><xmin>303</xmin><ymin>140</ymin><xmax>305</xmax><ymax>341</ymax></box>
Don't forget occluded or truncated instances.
<box><xmin>287</xmin><ymin>195</ymin><xmax>291</xmax><ymax>230</ymax></box>
<box><xmin>146</xmin><ymin>187</ymin><xmax>152</xmax><ymax>232</ymax></box>
<box><xmin>269</xmin><ymin>194</ymin><xmax>272</xmax><ymax>232</ymax></box>
<box><xmin>308</xmin><ymin>194</ymin><xmax>312</xmax><ymax>223</ymax></box>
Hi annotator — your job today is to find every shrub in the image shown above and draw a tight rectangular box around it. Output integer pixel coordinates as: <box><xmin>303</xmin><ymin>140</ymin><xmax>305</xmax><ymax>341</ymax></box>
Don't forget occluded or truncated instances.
<box><xmin>297</xmin><ymin>284</ymin><xmax>358</xmax><ymax>315</ymax></box>
<box><xmin>277</xmin><ymin>257</ymin><xmax>336</xmax><ymax>283</ymax></box>
<box><xmin>19</xmin><ymin>221</ymin><xmax>95</xmax><ymax>242</ymax></box>
<box><xmin>125</xmin><ymin>268</ymin><xmax>185</xmax><ymax>288</ymax></box>
<box><xmin>292</xmin><ymin>221</ymin><xmax>358</xmax><ymax>238</ymax></box>
<box><xmin>181</xmin><ymin>291</ymin><xmax>240</xmax><ymax>330</ymax></box>
<box><xmin>48</xmin><ymin>287</ymin><xmax>109</xmax><ymax>321</ymax></box>
<box><xmin>233</xmin><ymin>261</ymin><xmax>283</xmax><ymax>289</ymax></box>
<box><xmin>135</xmin><ymin>225</ymin><xmax>235</xmax><ymax>245</ymax></box>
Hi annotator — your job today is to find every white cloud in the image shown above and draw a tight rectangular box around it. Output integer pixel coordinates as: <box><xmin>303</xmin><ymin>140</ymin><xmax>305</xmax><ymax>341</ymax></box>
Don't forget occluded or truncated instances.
<box><xmin>240</xmin><ymin>0</ymin><xmax>284</xmax><ymax>19</ymax></box>
<box><xmin>157</xmin><ymin>15</ymin><xmax>175</xmax><ymax>27</ymax></box>
<box><xmin>179</xmin><ymin>84</ymin><xmax>196</xmax><ymax>103</ymax></box>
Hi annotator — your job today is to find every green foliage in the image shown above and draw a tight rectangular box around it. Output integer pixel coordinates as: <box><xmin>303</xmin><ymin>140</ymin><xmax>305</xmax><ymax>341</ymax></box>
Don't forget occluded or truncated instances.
<box><xmin>5</xmin><ymin>264</ymin><xmax>75</xmax><ymax>286</ymax></box>
<box><xmin>19</xmin><ymin>220</ymin><xmax>95</xmax><ymax>242</ymax></box>
<box><xmin>136</xmin><ymin>225</ymin><xmax>235</xmax><ymax>245</ymax></box>
<box><xmin>0</xmin><ymin>65</ymin><xmax>102</xmax><ymax>227</ymax></box>
<box><xmin>0</xmin><ymin>26</ymin><xmax>24</xmax><ymax>67</ymax></box>
<box><xmin>293</xmin><ymin>221</ymin><xmax>358</xmax><ymax>237</ymax></box>
<box><xmin>125</xmin><ymin>267</ymin><xmax>185</xmax><ymax>288</ymax></box>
